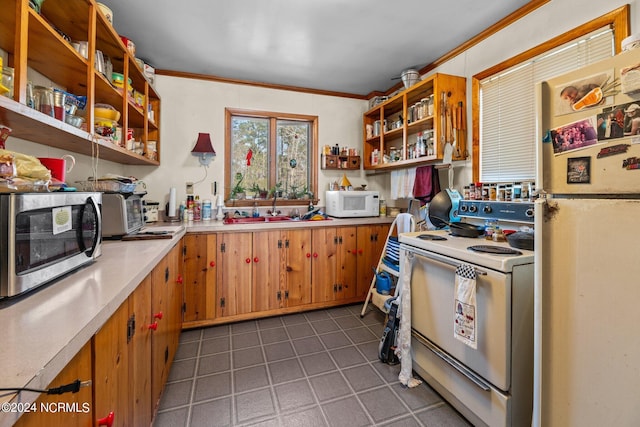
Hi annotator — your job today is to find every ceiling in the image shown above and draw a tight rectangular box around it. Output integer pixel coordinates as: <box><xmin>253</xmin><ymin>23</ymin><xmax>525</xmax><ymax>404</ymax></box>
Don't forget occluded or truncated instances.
<box><xmin>102</xmin><ymin>0</ymin><xmax>532</xmax><ymax>97</ymax></box>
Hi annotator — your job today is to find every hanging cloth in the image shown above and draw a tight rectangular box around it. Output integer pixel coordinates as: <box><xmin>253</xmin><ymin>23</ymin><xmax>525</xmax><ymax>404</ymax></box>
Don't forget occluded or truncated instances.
<box><xmin>454</xmin><ymin>264</ymin><xmax>478</xmax><ymax>349</ymax></box>
<box><xmin>396</xmin><ymin>250</ymin><xmax>423</xmax><ymax>388</ymax></box>
<box><xmin>413</xmin><ymin>165</ymin><xmax>440</xmax><ymax>204</ymax></box>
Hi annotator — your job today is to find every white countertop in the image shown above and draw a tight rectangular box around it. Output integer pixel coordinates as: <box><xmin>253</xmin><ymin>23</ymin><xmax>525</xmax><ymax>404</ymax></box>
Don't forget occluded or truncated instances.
<box><xmin>0</xmin><ymin>229</ymin><xmax>185</xmax><ymax>427</ymax></box>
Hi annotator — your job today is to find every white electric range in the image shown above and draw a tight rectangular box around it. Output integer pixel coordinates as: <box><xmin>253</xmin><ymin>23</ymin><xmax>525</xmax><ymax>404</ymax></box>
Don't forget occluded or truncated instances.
<box><xmin>399</xmin><ymin>201</ymin><xmax>534</xmax><ymax>427</ymax></box>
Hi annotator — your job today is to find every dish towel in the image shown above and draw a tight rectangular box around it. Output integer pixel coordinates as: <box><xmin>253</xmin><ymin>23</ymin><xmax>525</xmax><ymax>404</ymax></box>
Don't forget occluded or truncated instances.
<box><xmin>413</xmin><ymin>165</ymin><xmax>440</xmax><ymax>204</ymax></box>
<box><xmin>454</xmin><ymin>264</ymin><xmax>478</xmax><ymax>349</ymax></box>
<box><xmin>397</xmin><ymin>250</ymin><xmax>423</xmax><ymax>388</ymax></box>
<box><xmin>390</xmin><ymin>168</ymin><xmax>416</xmax><ymax>200</ymax></box>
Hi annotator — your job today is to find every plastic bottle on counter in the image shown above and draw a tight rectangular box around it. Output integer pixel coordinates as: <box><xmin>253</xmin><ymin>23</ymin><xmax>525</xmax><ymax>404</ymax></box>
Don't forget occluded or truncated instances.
<box><xmin>193</xmin><ymin>196</ymin><xmax>202</xmax><ymax>221</ymax></box>
<box><xmin>186</xmin><ymin>195</ymin><xmax>194</xmax><ymax>221</ymax></box>
<box><xmin>202</xmin><ymin>199</ymin><xmax>212</xmax><ymax>221</ymax></box>
<box><xmin>493</xmin><ymin>226</ymin><xmax>506</xmax><ymax>242</ymax></box>
<box><xmin>179</xmin><ymin>201</ymin><xmax>186</xmax><ymax>222</ymax></box>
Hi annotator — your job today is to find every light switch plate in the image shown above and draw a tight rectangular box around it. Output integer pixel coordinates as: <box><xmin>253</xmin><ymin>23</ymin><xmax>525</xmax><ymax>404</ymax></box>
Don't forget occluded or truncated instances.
<box><xmin>186</xmin><ymin>182</ymin><xmax>194</xmax><ymax>194</ymax></box>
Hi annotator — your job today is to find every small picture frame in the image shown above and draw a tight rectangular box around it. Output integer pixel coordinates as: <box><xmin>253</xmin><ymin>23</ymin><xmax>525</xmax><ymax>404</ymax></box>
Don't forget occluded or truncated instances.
<box><xmin>567</xmin><ymin>156</ymin><xmax>591</xmax><ymax>184</ymax></box>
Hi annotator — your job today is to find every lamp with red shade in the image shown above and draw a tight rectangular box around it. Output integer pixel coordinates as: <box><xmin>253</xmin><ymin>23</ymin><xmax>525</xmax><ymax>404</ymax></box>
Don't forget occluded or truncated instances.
<box><xmin>191</xmin><ymin>132</ymin><xmax>216</xmax><ymax>167</ymax></box>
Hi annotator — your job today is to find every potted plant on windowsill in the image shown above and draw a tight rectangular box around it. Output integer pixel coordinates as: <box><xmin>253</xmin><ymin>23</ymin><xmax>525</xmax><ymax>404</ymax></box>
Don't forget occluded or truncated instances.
<box><xmin>251</xmin><ymin>183</ymin><xmax>268</xmax><ymax>199</ymax></box>
<box><xmin>268</xmin><ymin>182</ymin><xmax>283</xmax><ymax>199</ymax></box>
<box><xmin>230</xmin><ymin>172</ymin><xmax>245</xmax><ymax>200</ymax></box>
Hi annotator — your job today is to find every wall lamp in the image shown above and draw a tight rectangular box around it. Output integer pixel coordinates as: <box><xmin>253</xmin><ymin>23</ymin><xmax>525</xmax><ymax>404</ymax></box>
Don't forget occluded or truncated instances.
<box><xmin>191</xmin><ymin>132</ymin><xmax>216</xmax><ymax>167</ymax></box>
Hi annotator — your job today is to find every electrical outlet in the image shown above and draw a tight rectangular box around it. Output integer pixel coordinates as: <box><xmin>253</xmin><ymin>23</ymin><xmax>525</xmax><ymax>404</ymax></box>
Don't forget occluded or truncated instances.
<box><xmin>186</xmin><ymin>182</ymin><xmax>194</xmax><ymax>194</ymax></box>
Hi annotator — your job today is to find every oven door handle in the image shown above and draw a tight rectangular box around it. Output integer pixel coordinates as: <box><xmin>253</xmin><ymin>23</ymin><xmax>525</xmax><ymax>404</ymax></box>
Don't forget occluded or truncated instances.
<box><xmin>412</xmin><ymin>330</ymin><xmax>492</xmax><ymax>392</ymax></box>
<box><xmin>401</xmin><ymin>244</ymin><xmax>488</xmax><ymax>276</ymax></box>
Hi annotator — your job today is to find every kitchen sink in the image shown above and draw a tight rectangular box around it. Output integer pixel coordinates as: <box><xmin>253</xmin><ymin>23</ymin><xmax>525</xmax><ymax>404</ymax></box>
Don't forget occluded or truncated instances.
<box><xmin>223</xmin><ymin>216</ymin><xmax>292</xmax><ymax>224</ymax></box>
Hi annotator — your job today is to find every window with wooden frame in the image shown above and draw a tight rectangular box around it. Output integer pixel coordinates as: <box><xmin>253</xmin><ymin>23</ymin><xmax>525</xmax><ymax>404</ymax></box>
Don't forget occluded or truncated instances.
<box><xmin>471</xmin><ymin>5</ymin><xmax>630</xmax><ymax>182</ymax></box>
<box><xmin>224</xmin><ymin>108</ymin><xmax>318</xmax><ymax>206</ymax></box>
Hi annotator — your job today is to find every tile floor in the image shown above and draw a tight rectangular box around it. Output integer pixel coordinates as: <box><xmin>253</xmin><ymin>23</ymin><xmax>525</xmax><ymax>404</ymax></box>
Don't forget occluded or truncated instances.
<box><xmin>153</xmin><ymin>304</ymin><xmax>471</xmax><ymax>427</ymax></box>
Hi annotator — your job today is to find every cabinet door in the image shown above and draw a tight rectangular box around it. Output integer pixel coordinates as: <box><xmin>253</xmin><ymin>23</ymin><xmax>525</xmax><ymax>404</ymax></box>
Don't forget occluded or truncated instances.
<box><xmin>183</xmin><ymin>234</ymin><xmax>207</xmax><ymax>322</ymax></box>
<box><xmin>94</xmin><ymin>300</ymin><xmax>131</xmax><ymax>427</ymax></box>
<box><xmin>356</xmin><ymin>224</ymin><xmax>390</xmax><ymax>298</ymax></box>
<box><xmin>166</xmin><ymin>242</ymin><xmax>183</xmax><ymax>365</ymax></box>
<box><xmin>14</xmin><ymin>342</ymin><xmax>93</xmax><ymax>427</ymax></box>
<box><xmin>151</xmin><ymin>254</ymin><xmax>170</xmax><ymax>411</ymax></box>
<box><xmin>183</xmin><ymin>234</ymin><xmax>217</xmax><ymax>322</ymax></box>
<box><xmin>217</xmin><ymin>233</ymin><xmax>253</xmax><ymax>317</ymax></box>
<box><xmin>252</xmin><ymin>230</ymin><xmax>281</xmax><ymax>312</ymax></box>
<box><xmin>311</xmin><ymin>228</ymin><xmax>338</xmax><ymax>303</ymax></box>
<box><xmin>283</xmin><ymin>229</ymin><xmax>312</xmax><ymax>307</ymax></box>
<box><xmin>336</xmin><ymin>227</ymin><xmax>357</xmax><ymax>300</ymax></box>
<box><xmin>130</xmin><ymin>275</ymin><xmax>152</xmax><ymax>427</ymax></box>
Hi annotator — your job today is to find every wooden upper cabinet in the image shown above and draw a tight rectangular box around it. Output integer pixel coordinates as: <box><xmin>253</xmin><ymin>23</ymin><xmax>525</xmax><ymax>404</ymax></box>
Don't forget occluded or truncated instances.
<box><xmin>0</xmin><ymin>0</ymin><xmax>160</xmax><ymax>165</ymax></box>
<box><xmin>363</xmin><ymin>73</ymin><xmax>466</xmax><ymax>170</ymax></box>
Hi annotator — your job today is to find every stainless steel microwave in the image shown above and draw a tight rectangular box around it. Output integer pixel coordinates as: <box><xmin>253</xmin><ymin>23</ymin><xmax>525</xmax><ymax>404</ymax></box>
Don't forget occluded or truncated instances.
<box><xmin>0</xmin><ymin>192</ymin><xmax>102</xmax><ymax>299</ymax></box>
<box><xmin>101</xmin><ymin>193</ymin><xmax>144</xmax><ymax>237</ymax></box>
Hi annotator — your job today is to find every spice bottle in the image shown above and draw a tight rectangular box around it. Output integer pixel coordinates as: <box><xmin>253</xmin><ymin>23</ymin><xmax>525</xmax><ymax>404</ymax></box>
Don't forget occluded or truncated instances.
<box><xmin>513</xmin><ymin>182</ymin><xmax>522</xmax><ymax>201</ymax></box>
<box><xmin>489</xmin><ymin>183</ymin><xmax>497</xmax><ymax>201</ymax></box>
<box><xmin>379</xmin><ymin>199</ymin><xmax>387</xmax><ymax>216</ymax></box>
<box><xmin>474</xmin><ymin>182</ymin><xmax>482</xmax><ymax>200</ymax></box>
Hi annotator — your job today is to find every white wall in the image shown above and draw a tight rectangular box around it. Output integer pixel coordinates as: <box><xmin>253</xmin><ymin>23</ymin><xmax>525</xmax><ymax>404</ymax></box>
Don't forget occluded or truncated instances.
<box><xmin>125</xmin><ymin>77</ymin><xmax>376</xmax><ymax>209</ymax></box>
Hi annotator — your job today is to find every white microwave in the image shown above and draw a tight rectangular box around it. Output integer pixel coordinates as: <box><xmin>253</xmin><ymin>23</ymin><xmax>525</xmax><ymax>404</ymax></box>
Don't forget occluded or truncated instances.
<box><xmin>325</xmin><ymin>190</ymin><xmax>379</xmax><ymax>218</ymax></box>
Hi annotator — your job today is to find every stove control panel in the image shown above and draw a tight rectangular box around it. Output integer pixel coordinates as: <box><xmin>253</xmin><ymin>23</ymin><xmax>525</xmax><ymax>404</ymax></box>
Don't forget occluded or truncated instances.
<box><xmin>458</xmin><ymin>200</ymin><xmax>534</xmax><ymax>224</ymax></box>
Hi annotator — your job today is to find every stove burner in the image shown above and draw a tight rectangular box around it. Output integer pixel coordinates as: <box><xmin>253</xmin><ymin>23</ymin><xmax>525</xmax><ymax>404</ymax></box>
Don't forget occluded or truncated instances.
<box><xmin>468</xmin><ymin>245</ymin><xmax>522</xmax><ymax>255</ymax></box>
<box><xmin>417</xmin><ymin>234</ymin><xmax>447</xmax><ymax>241</ymax></box>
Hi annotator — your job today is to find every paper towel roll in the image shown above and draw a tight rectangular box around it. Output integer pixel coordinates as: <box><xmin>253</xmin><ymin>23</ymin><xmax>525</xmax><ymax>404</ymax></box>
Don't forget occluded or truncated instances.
<box><xmin>168</xmin><ymin>187</ymin><xmax>177</xmax><ymax>217</ymax></box>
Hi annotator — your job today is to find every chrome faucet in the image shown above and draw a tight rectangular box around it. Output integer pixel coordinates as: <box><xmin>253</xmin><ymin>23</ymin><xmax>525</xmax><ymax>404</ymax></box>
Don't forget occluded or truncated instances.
<box><xmin>267</xmin><ymin>193</ymin><xmax>281</xmax><ymax>216</ymax></box>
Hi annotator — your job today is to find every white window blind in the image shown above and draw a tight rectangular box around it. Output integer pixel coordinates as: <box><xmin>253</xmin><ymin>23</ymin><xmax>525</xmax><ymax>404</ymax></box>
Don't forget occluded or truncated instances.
<box><xmin>480</xmin><ymin>28</ymin><xmax>615</xmax><ymax>182</ymax></box>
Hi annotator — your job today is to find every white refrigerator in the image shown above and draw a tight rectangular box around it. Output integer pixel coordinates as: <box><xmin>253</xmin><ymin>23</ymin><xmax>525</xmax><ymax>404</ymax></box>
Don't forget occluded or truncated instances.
<box><xmin>534</xmin><ymin>48</ymin><xmax>640</xmax><ymax>426</ymax></box>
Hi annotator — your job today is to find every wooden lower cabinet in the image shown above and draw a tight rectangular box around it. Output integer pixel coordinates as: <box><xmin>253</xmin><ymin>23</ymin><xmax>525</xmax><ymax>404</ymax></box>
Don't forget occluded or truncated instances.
<box><xmin>253</xmin><ymin>229</ymin><xmax>312</xmax><ymax>311</ymax></box>
<box><xmin>311</xmin><ymin>227</ymin><xmax>357</xmax><ymax>303</ymax></box>
<box><xmin>12</xmin><ymin>243</ymin><xmax>183</xmax><ymax>427</ymax></box>
<box><xmin>14</xmin><ymin>342</ymin><xmax>93</xmax><ymax>427</ymax></box>
<box><xmin>130</xmin><ymin>275</ymin><xmax>153</xmax><ymax>427</ymax></box>
<box><xmin>216</xmin><ymin>232</ymin><xmax>253</xmax><ymax>317</ymax></box>
<box><xmin>181</xmin><ymin>223</ymin><xmax>390</xmax><ymax>327</ymax></box>
<box><xmin>93</xmin><ymin>275</ymin><xmax>153</xmax><ymax>427</ymax></box>
<box><xmin>151</xmin><ymin>242</ymin><xmax>183</xmax><ymax>413</ymax></box>
<box><xmin>281</xmin><ymin>229</ymin><xmax>312</xmax><ymax>307</ymax></box>
<box><xmin>356</xmin><ymin>224</ymin><xmax>391</xmax><ymax>298</ymax></box>
<box><xmin>183</xmin><ymin>233</ymin><xmax>217</xmax><ymax>322</ymax></box>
